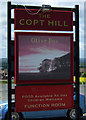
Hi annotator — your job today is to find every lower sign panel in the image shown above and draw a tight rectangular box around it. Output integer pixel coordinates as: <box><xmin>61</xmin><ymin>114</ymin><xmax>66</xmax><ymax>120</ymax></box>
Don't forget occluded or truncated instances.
<box><xmin>15</xmin><ymin>85</ymin><xmax>74</xmax><ymax>112</ymax></box>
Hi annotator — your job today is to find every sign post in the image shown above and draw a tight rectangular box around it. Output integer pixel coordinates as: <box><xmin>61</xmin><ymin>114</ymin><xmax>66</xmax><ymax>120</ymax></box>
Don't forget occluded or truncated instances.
<box><xmin>8</xmin><ymin>2</ymin><xmax>79</xmax><ymax>120</ymax></box>
<box><xmin>8</xmin><ymin>2</ymin><xmax>11</xmax><ymax>120</ymax></box>
<box><xmin>75</xmin><ymin>5</ymin><xmax>80</xmax><ymax>120</ymax></box>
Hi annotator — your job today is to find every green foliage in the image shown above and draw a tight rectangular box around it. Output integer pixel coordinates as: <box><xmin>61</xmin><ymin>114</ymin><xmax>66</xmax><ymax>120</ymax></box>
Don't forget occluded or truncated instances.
<box><xmin>0</xmin><ymin>80</ymin><xmax>14</xmax><ymax>84</ymax></box>
<box><xmin>81</xmin><ymin>72</ymin><xmax>86</xmax><ymax>77</ymax></box>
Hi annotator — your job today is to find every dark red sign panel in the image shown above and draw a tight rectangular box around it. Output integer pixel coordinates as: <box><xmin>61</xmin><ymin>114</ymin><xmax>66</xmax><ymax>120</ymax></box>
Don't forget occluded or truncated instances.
<box><xmin>15</xmin><ymin>32</ymin><xmax>74</xmax><ymax>84</ymax></box>
<box><xmin>14</xmin><ymin>9</ymin><xmax>73</xmax><ymax>31</ymax></box>
<box><xmin>15</xmin><ymin>85</ymin><xmax>74</xmax><ymax>112</ymax></box>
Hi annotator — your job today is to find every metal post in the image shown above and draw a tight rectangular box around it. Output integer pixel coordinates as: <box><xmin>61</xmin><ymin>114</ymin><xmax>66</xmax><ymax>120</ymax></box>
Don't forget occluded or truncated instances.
<box><xmin>75</xmin><ymin>5</ymin><xmax>80</xmax><ymax>120</ymax></box>
<box><xmin>8</xmin><ymin>1</ymin><xmax>11</xmax><ymax>120</ymax></box>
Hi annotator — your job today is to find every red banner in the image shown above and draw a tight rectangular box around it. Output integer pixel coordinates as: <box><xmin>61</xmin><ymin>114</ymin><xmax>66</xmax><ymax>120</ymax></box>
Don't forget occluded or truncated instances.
<box><xmin>15</xmin><ymin>85</ymin><xmax>74</xmax><ymax>112</ymax></box>
<box><xmin>14</xmin><ymin>9</ymin><xmax>73</xmax><ymax>31</ymax></box>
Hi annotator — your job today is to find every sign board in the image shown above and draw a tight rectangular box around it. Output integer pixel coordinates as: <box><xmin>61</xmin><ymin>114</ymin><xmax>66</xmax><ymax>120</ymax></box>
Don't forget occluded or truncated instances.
<box><xmin>15</xmin><ymin>32</ymin><xmax>74</xmax><ymax>84</ymax></box>
<box><xmin>14</xmin><ymin>9</ymin><xmax>73</xmax><ymax>31</ymax></box>
<box><xmin>15</xmin><ymin>85</ymin><xmax>74</xmax><ymax>112</ymax></box>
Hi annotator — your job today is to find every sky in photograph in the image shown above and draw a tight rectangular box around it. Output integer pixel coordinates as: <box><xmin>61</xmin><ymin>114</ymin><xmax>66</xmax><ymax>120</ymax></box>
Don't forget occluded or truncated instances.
<box><xmin>18</xmin><ymin>34</ymin><xmax>70</xmax><ymax>72</ymax></box>
<box><xmin>0</xmin><ymin>0</ymin><xmax>86</xmax><ymax>58</ymax></box>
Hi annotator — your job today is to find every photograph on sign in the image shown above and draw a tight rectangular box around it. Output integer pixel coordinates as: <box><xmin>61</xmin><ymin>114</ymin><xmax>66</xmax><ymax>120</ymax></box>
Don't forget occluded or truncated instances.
<box><xmin>15</xmin><ymin>85</ymin><xmax>74</xmax><ymax>112</ymax></box>
<box><xmin>15</xmin><ymin>32</ymin><xmax>73</xmax><ymax>84</ymax></box>
<box><xmin>14</xmin><ymin>9</ymin><xmax>73</xmax><ymax>31</ymax></box>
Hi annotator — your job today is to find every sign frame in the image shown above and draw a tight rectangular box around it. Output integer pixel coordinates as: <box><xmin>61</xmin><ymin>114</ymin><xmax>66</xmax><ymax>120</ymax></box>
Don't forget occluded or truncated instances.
<box><xmin>15</xmin><ymin>32</ymin><xmax>74</xmax><ymax>84</ymax></box>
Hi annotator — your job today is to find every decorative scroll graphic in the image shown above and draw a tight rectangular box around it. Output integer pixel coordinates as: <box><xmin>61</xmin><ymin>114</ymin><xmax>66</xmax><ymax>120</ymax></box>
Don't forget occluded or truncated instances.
<box><xmin>15</xmin><ymin>32</ymin><xmax>73</xmax><ymax>84</ymax></box>
<box><xmin>15</xmin><ymin>85</ymin><xmax>74</xmax><ymax>112</ymax></box>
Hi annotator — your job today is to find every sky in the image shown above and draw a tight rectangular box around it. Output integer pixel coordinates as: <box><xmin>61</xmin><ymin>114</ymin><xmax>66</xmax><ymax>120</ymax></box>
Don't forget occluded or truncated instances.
<box><xmin>0</xmin><ymin>0</ymin><xmax>86</xmax><ymax>58</ymax></box>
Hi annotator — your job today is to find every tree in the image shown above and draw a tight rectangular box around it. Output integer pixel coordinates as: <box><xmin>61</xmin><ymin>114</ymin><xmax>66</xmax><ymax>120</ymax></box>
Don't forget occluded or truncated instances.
<box><xmin>38</xmin><ymin>59</ymin><xmax>51</xmax><ymax>72</ymax></box>
<box><xmin>81</xmin><ymin>72</ymin><xmax>86</xmax><ymax>77</ymax></box>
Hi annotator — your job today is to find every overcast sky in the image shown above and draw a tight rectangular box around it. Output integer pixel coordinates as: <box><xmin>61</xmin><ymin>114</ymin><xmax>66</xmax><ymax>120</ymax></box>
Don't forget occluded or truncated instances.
<box><xmin>0</xmin><ymin>0</ymin><xmax>86</xmax><ymax>58</ymax></box>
